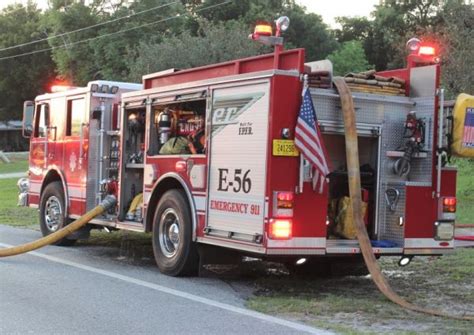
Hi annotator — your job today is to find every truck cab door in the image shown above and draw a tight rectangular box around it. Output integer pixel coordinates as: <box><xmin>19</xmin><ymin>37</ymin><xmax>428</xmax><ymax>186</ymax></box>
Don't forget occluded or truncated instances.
<box><xmin>63</xmin><ymin>97</ymin><xmax>88</xmax><ymax>215</ymax></box>
<box><xmin>30</xmin><ymin>103</ymin><xmax>50</xmax><ymax>173</ymax></box>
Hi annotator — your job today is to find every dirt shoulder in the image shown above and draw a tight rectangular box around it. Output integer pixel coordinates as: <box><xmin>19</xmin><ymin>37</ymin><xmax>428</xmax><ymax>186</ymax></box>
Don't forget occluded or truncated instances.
<box><xmin>245</xmin><ymin>250</ymin><xmax>474</xmax><ymax>334</ymax></box>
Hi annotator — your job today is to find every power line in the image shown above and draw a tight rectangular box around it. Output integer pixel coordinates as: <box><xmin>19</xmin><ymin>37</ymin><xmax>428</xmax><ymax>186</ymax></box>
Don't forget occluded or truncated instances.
<box><xmin>0</xmin><ymin>1</ymin><xmax>231</xmax><ymax>62</ymax></box>
<box><xmin>0</xmin><ymin>1</ymin><xmax>179</xmax><ymax>54</ymax></box>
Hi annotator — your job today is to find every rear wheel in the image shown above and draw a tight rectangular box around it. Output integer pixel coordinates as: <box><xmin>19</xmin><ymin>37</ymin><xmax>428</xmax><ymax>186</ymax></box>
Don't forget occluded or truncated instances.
<box><xmin>152</xmin><ymin>189</ymin><xmax>198</xmax><ymax>276</ymax></box>
<box><xmin>39</xmin><ymin>181</ymin><xmax>76</xmax><ymax>246</ymax></box>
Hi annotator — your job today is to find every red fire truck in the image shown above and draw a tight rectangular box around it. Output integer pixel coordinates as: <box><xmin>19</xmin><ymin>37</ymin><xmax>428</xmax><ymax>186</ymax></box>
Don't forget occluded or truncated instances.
<box><xmin>19</xmin><ymin>19</ymin><xmax>462</xmax><ymax>276</ymax></box>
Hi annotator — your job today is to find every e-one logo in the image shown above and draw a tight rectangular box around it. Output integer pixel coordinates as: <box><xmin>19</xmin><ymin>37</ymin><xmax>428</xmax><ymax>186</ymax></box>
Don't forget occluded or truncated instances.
<box><xmin>211</xmin><ymin>92</ymin><xmax>264</xmax><ymax>136</ymax></box>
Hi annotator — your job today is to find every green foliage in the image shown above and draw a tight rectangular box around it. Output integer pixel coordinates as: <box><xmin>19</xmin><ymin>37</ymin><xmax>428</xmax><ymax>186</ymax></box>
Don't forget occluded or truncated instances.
<box><xmin>42</xmin><ymin>1</ymin><xmax>100</xmax><ymax>85</ymax></box>
<box><xmin>0</xmin><ymin>2</ymin><xmax>55</xmax><ymax>121</ymax></box>
<box><xmin>89</xmin><ymin>0</ymin><xmax>186</xmax><ymax>81</ymax></box>
<box><xmin>327</xmin><ymin>41</ymin><xmax>372</xmax><ymax>76</ymax></box>
<box><xmin>283</xmin><ymin>6</ymin><xmax>337</xmax><ymax>62</ymax></box>
<box><xmin>127</xmin><ymin>20</ymin><xmax>269</xmax><ymax>82</ymax></box>
<box><xmin>193</xmin><ymin>0</ymin><xmax>337</xmax><ymax>62</ymax></box>
<box><xmin>436</xmin><ymin>0</ymin><xmax>474</xmax><ymax>97</ymax></box>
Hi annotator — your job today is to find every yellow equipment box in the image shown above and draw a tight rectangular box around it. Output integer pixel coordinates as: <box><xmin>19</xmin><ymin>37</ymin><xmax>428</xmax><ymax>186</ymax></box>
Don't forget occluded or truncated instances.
<box><xmin>451</xmin><ymin>93</ymin><xmax>474</xmax><ymax>157</ymax></box>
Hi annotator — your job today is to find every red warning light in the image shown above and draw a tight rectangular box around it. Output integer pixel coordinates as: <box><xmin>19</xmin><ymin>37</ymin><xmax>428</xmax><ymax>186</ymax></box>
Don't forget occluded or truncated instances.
<box><xmin>418</xmin><ymin>45</ymin><xmax>436</xmax><ymax>56</ymax></box>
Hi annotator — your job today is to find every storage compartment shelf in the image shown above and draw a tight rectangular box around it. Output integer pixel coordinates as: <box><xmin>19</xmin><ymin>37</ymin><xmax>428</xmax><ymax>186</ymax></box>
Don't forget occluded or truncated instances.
<box><xmin>386</xmin><ymin>150</ymin><xmax>427</xmax><ymax>158</ymax></box>
<box><xmin>126</xmin><ymin>163</ymin><xmax>144</xmax><ymax>169</ymax></box>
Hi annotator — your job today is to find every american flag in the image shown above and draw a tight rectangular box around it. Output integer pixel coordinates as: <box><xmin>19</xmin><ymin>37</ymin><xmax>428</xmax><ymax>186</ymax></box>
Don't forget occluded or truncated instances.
<box><xmin>463</xmin><ymin>107</ymin><xmax>474</xmax><ymax>148</ymax></box>
<box><xmin>295</xmin><ymin>88</ymin><xmax>330</xmax><ymax>193</ymax></box>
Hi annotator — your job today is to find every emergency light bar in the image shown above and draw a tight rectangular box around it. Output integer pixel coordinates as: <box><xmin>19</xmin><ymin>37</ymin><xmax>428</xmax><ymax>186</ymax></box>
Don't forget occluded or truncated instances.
<box><xmin>50</xmin><ymin>85</ymin><xmax>76</xmax><ymax>93</ymax></box>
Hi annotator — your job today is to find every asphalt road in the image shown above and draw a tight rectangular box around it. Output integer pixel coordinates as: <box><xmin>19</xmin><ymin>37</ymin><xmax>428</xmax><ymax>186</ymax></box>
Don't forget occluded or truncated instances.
<box><xmin>0</xmin><ymin>225</ymin><xmax>332</xmax><ymax>335</ymax></box>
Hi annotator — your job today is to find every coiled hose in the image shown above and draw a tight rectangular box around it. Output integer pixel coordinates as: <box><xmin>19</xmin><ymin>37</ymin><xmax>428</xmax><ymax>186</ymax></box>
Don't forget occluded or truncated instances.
<box><xmin>0</xmin><ymin>195</ymin><xmax>116</xmax><ymax>258</ymax></box>
<box><xmin>333</xmin><ymin>77</ymin><xmax>473</xmax><ymax>321</ymax></box>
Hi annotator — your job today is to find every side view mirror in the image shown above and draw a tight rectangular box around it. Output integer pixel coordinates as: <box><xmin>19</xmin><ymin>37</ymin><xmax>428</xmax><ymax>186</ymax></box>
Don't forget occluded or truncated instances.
<box><xmin>23</xmin><ymin>101</ymin><xmax>34</xmax><ymax>138</ymax></box>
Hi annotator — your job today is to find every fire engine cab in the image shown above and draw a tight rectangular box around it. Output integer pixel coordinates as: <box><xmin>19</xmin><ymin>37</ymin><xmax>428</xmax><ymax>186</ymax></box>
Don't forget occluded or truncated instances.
<box><xmin>19</xmin><ymin>19</ymin><xmax>466</xmax><ymax>276</ymax></box>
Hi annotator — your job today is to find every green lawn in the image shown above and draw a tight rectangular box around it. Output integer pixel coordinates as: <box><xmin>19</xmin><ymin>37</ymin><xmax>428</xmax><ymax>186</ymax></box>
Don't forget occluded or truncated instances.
<box><xmin>247</xmin><ymin>250</ymin><xmax>474</xmax><ymax>334</ymax></box>
<box><xmin>455</xmin><ymin>158</ymin><xmax>474</xmax><ymax>224</ymax></box>
<box><xmin>0</xmin><ymin>159</ymin><xmax>28</xmax><ymax>174</ymax></box>
<box><xmin>0</xmin><ymin>178</ymin><xmax>37</xmax><ymax>227</ymax></box>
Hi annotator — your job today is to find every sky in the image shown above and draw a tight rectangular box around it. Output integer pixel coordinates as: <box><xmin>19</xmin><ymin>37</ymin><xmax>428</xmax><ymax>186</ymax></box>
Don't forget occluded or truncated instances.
<box><xmin>0</xmin><ymin>0</ymin><xmax>379</xmax><ymax>27</ymax></box>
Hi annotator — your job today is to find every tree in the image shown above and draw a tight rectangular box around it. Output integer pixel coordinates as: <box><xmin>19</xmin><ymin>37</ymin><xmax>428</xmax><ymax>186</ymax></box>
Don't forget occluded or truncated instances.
<box><xmin>191</xmin><ymin>0</ymin><xmax>337</xmax><ymax>62</ymax></box>
<box><xmin>327</xmin><ymin>40</ymin><xmax>372</xmax><ymax>76</ymax></box>
<box><xmin>283</xmin><ymin>6</ymin><xmax>338</xmax><ymax>62</ymax></box>
<box><xmin>43</xmin><ymin>0</ymin><xmax>101</xmax><ymax>85</ymax></box>
<box><xmin>127</xmin><ymin>20</ymin><xmax>269</xmax><ymax>82</ymax></box>
<box><xmin>0</xmin><ymin>2</ymin><xmax>55</xmax><ymax>121</ymax></box>
<box><xmin>336</xmin><ymin>0</ymin><xmax>446</xmax><ymax>70</ymax></box>
<box><xmin>436</xmin><ymin>0</ymin><xmax>474</xmax><ymax>97</ymax></box>
<box><xmin>334</xmin><ymin>16</ymin><xmax>372</xmax><ymax>43</ymax></box>
<box><xmin>88</xmin><ymin>0</ymin><xmax>186</xmax><ymax>81</ymax></box>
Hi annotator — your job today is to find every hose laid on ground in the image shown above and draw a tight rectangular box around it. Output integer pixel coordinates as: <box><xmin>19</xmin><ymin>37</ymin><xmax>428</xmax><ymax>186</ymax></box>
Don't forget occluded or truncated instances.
<box><xmin>455</xmin><ymin>224</ymin><xmax>474</xmax><ymax>229</ymax></box>
<box><xmin>333</xmin><ymin>77</ymin><xmax>473</xmax><ymax>321</ymax></box>
<box><xmin>0</xmin><ymin>195</ymin><xmax>116</xmax><ymax>258</ymax></box>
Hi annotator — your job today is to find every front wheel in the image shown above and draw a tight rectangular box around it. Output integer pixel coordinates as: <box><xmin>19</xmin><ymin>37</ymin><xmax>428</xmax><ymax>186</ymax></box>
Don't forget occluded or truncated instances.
<box><xmin>152</xmin><ymin>189</ymin><xmax>198</xmax><ymax>276</ymax></box>
<box><xmin>39</xmin><ymin>181</ymin><xmax>76</xmax><ymax>246</ymax></box>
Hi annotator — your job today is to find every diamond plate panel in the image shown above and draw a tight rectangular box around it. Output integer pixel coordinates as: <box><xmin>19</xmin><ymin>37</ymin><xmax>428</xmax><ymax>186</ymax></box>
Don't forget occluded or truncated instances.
<box><xmin>310</xmin><ymin>89</ymin><xmax>435</xmax><ymax>245</ymax></box>
<box><xmin>311</xmin><ymin>88</ymin><xmax>412</xmax><ymax>125</ymax></box>
<box><xmin>378</xmin><ymin>182</ymin><xmax>405</xmax><ymax>245</ymax></box>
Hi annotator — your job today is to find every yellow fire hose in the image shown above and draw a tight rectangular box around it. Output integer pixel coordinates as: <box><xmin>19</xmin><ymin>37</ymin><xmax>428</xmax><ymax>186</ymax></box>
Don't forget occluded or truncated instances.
<box><xmin>333</xmin><ymin>77</ymin><xmax>473</xmax><ymax>321</ymax></box>
<box><xmin>0</xmin><ymin>195</ymin><xmax>116</xmax><ymax>258</ymax></box>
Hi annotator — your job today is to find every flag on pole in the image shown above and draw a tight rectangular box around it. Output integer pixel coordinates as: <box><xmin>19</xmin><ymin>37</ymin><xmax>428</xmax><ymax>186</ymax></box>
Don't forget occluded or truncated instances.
<box><xmin>295</xmin><ymin>88</ymin><xmax>330</xmax><ymax>193</ymax></box>
<box><xmin>463</xmin><ymin>107</ymin><xmax>474</xmax><ymax>148</ymax></box>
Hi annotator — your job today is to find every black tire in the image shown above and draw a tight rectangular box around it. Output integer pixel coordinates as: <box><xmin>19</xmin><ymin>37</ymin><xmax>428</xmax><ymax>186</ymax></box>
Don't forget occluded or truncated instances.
<box><xmin>152</xmin><ymin>189</ymin><xmax>198</xmax><ymax>276</ymax></box>
<box><xmin>39</xmin><ymin>181</ymin><xmax>76</xmax><ymax>246</ymax></box>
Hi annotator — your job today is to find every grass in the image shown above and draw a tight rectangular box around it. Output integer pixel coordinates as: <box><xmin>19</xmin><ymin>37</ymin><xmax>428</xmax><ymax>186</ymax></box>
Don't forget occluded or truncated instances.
<box><xmin>0</xmin><ymin>178</ymin><xmax>37</xmax><ymax>227</ymax></box>
<box><xmin>454</xmin><ymin>158</ymin><xmax>474</xmax><ymax>224</ymax></box>
<box><xmin>247</xmin><ymin>251</ymin><xmax>474</xmax><ymax>334</ymax></box>
<box><xmin>0</xmin><ymin>158</ymin><xmax>28</xmax><ymax>174</ymax></box>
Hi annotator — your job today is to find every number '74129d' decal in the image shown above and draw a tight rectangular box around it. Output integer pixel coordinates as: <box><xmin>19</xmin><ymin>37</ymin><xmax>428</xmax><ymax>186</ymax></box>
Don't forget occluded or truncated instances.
<box><xmin>211</xmin><ymin>92</ymin><xmax>265</xmax><ymax>137</ymax></box>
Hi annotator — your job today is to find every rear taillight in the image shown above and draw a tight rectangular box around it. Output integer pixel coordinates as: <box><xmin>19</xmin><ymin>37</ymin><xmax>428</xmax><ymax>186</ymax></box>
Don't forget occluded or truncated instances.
<box><xmin>273</xmin><ymin>191</ymin><xmax>294</xmax><ymax>217</ymax></box>
<box><xmin>277</xmin><ymin>191</ymin><xmax>294</xmax><ymax>208</ymax></box>
<box><xmin>443</xmin><ymin>197</ymin><xmax>456</xmax><ymax>213</ymax></box>
<box><xmin>269</xmin><ymin>219</ymin><xmax>292</xmax><ymax>240</ymax></box>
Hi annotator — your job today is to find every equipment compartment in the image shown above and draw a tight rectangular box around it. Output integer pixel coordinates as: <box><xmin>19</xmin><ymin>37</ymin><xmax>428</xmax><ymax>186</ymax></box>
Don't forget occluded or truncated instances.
<box><xmin>324</xmin><ymin>134</ymin><xmax>379</xmax><ymax>240</ymax></box>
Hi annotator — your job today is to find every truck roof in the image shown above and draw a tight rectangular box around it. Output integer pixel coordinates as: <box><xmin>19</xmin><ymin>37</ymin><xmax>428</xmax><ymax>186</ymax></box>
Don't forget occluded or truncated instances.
<box><xmin>35</xmin><ymin>80</ymin><xmax>142</xmax><ymax>101</ymax></box>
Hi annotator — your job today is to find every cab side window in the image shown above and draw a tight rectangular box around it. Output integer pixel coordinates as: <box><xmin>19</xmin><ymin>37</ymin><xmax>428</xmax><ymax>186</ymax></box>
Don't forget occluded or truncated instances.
<box><xmin>34</xmin><ymin>104</ymin><xmax>49</xmax><ymax>138</ymax></box>
<box><xmin>66</xmin><ymin>99</ymin><xmax>85</xmax><ymax>136</ymax></box>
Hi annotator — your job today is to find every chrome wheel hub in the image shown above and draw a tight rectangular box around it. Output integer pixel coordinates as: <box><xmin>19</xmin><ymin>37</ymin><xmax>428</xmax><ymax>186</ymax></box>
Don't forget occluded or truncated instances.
<box><xmin>45</xmin><ymin>196</ymin><xmax>62</xmax><ymax>232</ymax></box>
<box><xmin>159</xmin><ymin>208</ymin><xmax>181</xmax><ymax>258</ymax></box>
